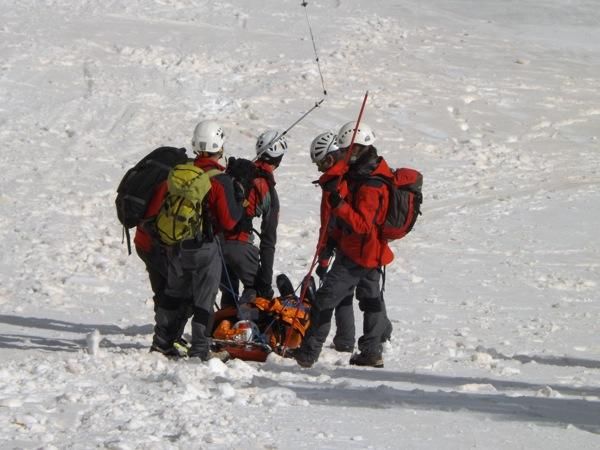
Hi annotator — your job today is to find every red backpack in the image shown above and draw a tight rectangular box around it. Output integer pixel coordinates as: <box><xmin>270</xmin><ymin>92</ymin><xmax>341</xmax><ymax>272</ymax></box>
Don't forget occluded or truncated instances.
<box><xmin>377</xmin><ymin>168</ymin><xmax>423</xmax><ymax>240</ymax></box>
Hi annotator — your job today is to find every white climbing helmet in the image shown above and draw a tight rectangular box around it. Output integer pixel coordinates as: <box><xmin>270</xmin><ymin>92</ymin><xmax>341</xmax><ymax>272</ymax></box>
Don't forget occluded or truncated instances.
<box><xmin>191</xmin><ymin>120</ymin><xmax>225</xmax><ymax>154</ymax></box>
<box><xmin>337</xmin><ymin>121</ymin><xmax>376</xmax><ymax>148</ymax></box>
<box><xmin>310</xmin><ymin>131</ymin><xmax>339</xmax><ymax>163</ymax></box>
<box><xmin>255</xmin><ymin>129</ymin><xmax>288</xmax><ymax>158</ymax></box>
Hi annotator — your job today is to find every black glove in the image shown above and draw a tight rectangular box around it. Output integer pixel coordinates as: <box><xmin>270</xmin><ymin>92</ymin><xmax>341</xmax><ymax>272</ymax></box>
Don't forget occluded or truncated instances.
<box><xmin>319</xmin><ymin>238</ymin><xmax>336</xmax><ymax>261</ymax></box>
<box><xmin>239</xmin><ymin>288</ymin><xmax>257</xmax><ymax>305</ymax></box>
<box><xmin>256</xmin><ymin>285</ymin><xmax>274</xmax><ymax>300</ymax></box>
<box><xmin>254</xmin><ymin>278</ymin><xmax>274</xmax><ymax>300</ymax></box>
<box><xmin>320</xmin><ymin>177</ymin><xmax>340</xmax><ymax>193</ymax></box>
<box><xmin>328</xmin><ymin>191</ymin><xmax>342</xmax><ymax>208</ymax></box>
<box><xmin>226</xmin><ymin>157</ymin><xmax>258</xmax><ymax>196</ymax></box>
<box><xmin>315</xmin><ymin>260</ymin><xmax>329</xmax><ymax>280</ymax></box>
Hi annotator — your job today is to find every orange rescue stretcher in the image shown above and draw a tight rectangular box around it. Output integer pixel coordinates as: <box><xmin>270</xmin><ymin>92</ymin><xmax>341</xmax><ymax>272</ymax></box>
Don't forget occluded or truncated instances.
<box><xmin>211</xmin><ymin>275</ymin><xmax>313</xmax><ymax>362</ymax></box>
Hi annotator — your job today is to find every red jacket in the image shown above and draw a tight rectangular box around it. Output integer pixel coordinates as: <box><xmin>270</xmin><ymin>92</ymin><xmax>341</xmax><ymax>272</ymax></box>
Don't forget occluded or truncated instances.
<box><xmin>193</xmin><ymin>158</ymin><xmax>243</xmax><ymax>234</ymax></box>
<box><xmin>330</xmin><ymin>157</ymin><xmax>395</xmax><ymax>268</ymax></box>
<box><xmin>134</xmin><ymin>181</ymin><xmax>168</xmax><ymax>253</ymax></box>
<box><xmin>316</xmin><ymin>159</ymin><xmax>349</xmax><ymax>257</ymax></box>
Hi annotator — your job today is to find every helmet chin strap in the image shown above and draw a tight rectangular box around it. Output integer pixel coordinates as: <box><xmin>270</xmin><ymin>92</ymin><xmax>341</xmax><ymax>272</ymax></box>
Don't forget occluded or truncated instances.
<box><xmin>196</xmin><ymin>149</ymin><xmax>224</xmax><ymax>160</ymax></box>
<box><xmin>349</xmin><ymin>145</ymin><xmax>370</xmax><ymax>164</ymax></box>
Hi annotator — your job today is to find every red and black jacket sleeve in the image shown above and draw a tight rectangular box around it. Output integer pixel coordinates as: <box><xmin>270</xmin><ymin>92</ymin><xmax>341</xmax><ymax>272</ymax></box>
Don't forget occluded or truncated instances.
<box><xmin>133</xmin><ymin>181</ymin><xmax>168</xmax><ymax>253</ymax></box>
<box><xmin>207</xmin><ymin>172</ymin><xmax>244</xmax><ymax>232</ymax></box>
<box><xmin>316</xmin><ymin>163</ymin><xmax>349</xmax><ymax>262</ymax></box>
<box><xmin>333</xmin><ymin>179</ymin><xmax>386</xmax><ymax>235</ymax></box>
<box><xmin>254</xmin><ymin>174</ymin><xmax>279</xmax><ymax>295</ymax></box>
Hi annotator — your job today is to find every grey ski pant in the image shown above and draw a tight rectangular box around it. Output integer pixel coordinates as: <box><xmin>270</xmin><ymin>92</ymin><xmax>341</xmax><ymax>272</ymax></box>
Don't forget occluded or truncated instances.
<box><xmin>332</xmin><ymin>295</ymin><xmax>355</xmax><ymax>350</ymax></box>
<box><xmin>300</xmin><ymin>254</ymin><xmax>388</xmax><ymax>361</ymax></box>
<box><xmin>220</xmin><ymin>240</ymin><xmax>260</xmax><ymax>308</ymax></box>
<box><xmin>163</xmin><ymin>239</ymin><xmax>222</xmax><ymax>358</ymax></box>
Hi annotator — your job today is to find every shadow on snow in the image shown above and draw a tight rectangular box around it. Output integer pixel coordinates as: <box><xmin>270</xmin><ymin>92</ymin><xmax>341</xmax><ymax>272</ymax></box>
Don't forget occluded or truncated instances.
<box><xmin>478</xmin><ymin>346</ymin><xmax>600</xmax><ymax>370</ymax></box>
<box><xmin>291</xmin><ymin>381</ymin><xmax>600</xmax><ymax>434</ymax></box>
<box><xmin>327</xmin><ymin>367</ymin><xmax>600</xmax><ymax>398</ymax></box>
<box><xmin>254</xmin><ymin>369</ymin><xmax>600</xmax><ymax>434</ymax></box>
<box><xmin>0</xmin><ymin>314</ymin><xmax>151</xmax><ymax>352</ymax></box>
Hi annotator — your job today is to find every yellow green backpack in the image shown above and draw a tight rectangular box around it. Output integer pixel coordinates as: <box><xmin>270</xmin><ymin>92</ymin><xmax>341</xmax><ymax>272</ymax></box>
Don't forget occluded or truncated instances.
<box><xmin>156</xmin><ymin>164</ymin><xmax>220</xmax><ymax>245</ymax></box>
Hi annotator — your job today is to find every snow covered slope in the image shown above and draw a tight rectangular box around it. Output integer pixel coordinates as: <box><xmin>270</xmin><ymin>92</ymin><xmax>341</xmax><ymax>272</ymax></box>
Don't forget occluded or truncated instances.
<box><xmin>1</xmin><ymin>1</ymin><xmax>599</xmax><ymax>448</ymax></box>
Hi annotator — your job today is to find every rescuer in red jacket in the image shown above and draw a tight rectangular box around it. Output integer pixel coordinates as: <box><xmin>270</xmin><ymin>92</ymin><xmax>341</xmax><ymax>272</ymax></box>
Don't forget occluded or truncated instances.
<box><xmin>310</xmin><ymin>130</ymin><xmax>394</xmax><ymax>355</ymax></box>
<box><xmin>294</xmin><ymin>121</ymin><xmax>395</xmax><ymax>368</ymax></box>
<box><xmin>220</xmin><ymin>130</ymin><xmax>286</xmax><ymax>310</ymax></box>
<box><xmin>154</xmin><ymin>120</ymin><xmax>243</xmax><ymax>361</ymax></box>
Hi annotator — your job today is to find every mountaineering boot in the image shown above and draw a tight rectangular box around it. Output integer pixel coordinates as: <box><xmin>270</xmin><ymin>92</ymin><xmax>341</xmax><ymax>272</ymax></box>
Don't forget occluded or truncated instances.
<box><xmin>205</xmin><ymin>350</ymin><xmax>231</xmax><ymax>362</ymax></box>
<box><xmin>188</xmin><ymin>318</ymin><xmax>231</xmax><ymax>362</ymax></box>
<box><xmin>152</xmin><ymin>303</ymin><xmax>184</xmax><ymax>357</ymax></box>
<box><xmin>150</xmin><ymin>335</ymin><xmax>187</xmax><ymax>359</ymax></box>
<box><xmin>174</xmin><ymin>302</ymin><xmax>193</xmax><ymax>348</ymax></box>
<box><xmin>349</xmin><ymin>352</ymin><xmax>384</xmax><ymax>368</ymax></box>
<box><xmin>288</xmin><ymin>306</ymin><xmax>333</xmax><ymax>368</ymax></box>
<box><xmin>172</xmin><ymin>337</ymin><xmax>191</xmax><ymax>357</ymax></box>
<box><xmin>286</xmin><ymin>348</ymin><xmax>316</xmax><ymax>368</ymax></box>
<box><xmin>276</xmin><ymin>273</ymin><xmax>295</xmax><ymax>298</ymax></box>
<box><xmin>187</xmin><ymin>349</ymin><xmax>231</xmax><ymax>363</ymax></box>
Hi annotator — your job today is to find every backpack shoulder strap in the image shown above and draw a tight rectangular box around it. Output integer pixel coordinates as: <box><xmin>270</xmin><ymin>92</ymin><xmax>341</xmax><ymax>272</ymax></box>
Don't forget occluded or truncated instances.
<box><xmin>204</xmin><ymin>168</ymin><xmax>222</xmax><ymax>178</ymax></box>
<box><xmin>347</xmin><ymin>174</ymin><xmax>389</xmax><ymax>200</ymax></box>
<box><xmin>365</xmin><ymin>175</ymin><xmax>390</xmax><ymax>189</ymax></box>
<box><xmin>198</xmin><ymin>168</ymin><xmax>222</xmax><ymax>235</ymax></box>
<box><xmin>255</xmin><ymin>168</ymin><xmax>274</xmax><ymax>187</ymax></box>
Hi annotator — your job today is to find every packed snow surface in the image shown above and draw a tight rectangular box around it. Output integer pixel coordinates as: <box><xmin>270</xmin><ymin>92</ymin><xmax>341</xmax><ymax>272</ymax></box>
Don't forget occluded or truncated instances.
<box><xmin>1</xmin><ymin>0</ymin><xmax>599</xmax><ymax>448</ymax></box>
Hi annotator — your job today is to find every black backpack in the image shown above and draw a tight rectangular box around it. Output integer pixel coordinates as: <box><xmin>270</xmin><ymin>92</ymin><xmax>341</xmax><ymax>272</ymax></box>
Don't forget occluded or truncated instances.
<box><xmin>115</xmin><ymin>146</ymin><xmax>189</xmax><ymax>253</ymax></box>
<box><xmin>225</xmin><ymin>157</ymin><xmax>278</xmax><ymax>235</ymax></box>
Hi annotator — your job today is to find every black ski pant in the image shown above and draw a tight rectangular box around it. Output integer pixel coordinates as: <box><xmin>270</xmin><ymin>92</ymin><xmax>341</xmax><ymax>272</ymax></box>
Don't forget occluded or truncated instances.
<box><xmin>137</xmin><ymin>244</ymin><xmax>190</xmax><ymax>348</ymax></box>
<box><xmin>220</xmin><ymin>240</ymin><xmax>260</xmax><ymax>308</ymax></box>
<box><xmin>163</xmin><ymin>239</ymin><xmax>222</xmax><ymax>358</ymax></box>
<box><xmin>136</xmin><ymin>244</ymin><xmax>167</xmax><ymax>302</ymax></box>
<box><xmin>299</xmin><ymin>254</ymin><xmax>388</xmax><ymax>362</ymax></box>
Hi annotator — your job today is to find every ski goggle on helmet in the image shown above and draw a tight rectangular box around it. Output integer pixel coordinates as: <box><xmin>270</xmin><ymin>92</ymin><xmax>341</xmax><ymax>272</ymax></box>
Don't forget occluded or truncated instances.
<box><xmin>191</xmin><ymin>120</ymin><xmax>225</xmax><ymax>155</ymax></box>
<box><xmin>337</xmin><ymin>121</ymin><xmax>376</xmax><ymax>149</ymax></box>
<box><xmin>255</xmin><ymin>129</ymin><xmax>288</xmax><ymax>159</ymax></box>
<box><xmin>310</xmin><ymin>131</ymin><xmax>340</xmax><ymax>164</ymax></box>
